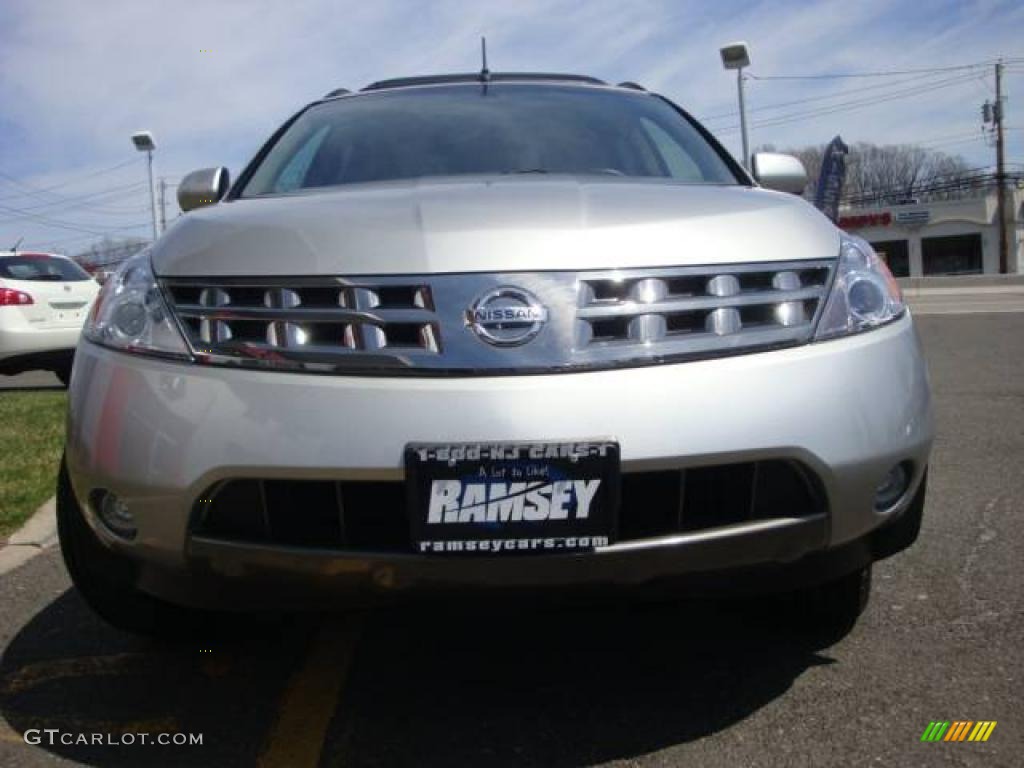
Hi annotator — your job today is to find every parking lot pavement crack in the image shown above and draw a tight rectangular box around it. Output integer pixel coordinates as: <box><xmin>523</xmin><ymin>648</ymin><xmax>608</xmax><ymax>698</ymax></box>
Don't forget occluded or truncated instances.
<box><xmin>953</xmin><ymin>495</ymin><xmax>1003</xmax><ymax>629</ymax></box>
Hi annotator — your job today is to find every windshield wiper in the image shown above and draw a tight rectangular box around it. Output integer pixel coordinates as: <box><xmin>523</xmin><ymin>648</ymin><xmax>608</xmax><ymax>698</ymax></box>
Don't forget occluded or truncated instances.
<box><xmin>503</xmin><ymin>168</ymin><xmax>629</xmax><ymax>177</ymax></box>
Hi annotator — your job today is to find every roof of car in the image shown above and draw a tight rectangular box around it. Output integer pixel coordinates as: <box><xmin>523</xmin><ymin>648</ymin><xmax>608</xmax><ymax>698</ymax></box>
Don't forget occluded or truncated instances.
<box><xmin>320</xmin><ymin>74</ymin><xmax>651</xmax><ymax>102</ymax></box>
<box><xmin>360</xmin><ymin>73</ymin><xmax>607</xmax><ymax>92</ymax></box>
<box><xmin>0</xmin><ymin>251</ymin><xmax>59</xmax><ymax>258</ymax></box>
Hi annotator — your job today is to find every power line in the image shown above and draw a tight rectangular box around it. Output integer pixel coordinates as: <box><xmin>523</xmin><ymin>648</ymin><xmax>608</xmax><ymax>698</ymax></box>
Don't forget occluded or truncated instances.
<box><xmin>917</xmin><ymin>136</ymin><xmax>989</xmax><ymax>152</ymax></box>
<box><xmin>914</xmin><ymin>130</ymin><xmax>988</xmax><ymax>145</ymax></box>
<box><xmin>747</xmin><ymin>58</ymin><xmax>1017</xmax><ymax>81</ymax></box>
<box><xmin>24</xmin><ymin>229</ymin><xmax>149</xmax><ymax>251</ymax></box>
<box><xmin>0</xmin><ymin>198</ymin><xmax>153</xmax><ymax>235</ymax></box>
<box><xmin>699</xmin><ymin>70</ymin><xmax>967</xmax><ymax>124</ymax></box>
<box><xmin>750</xmin><ymin>73</ymin><xmax>980</xmax><ymax>129</ymax></box>
<box><xmin>0</xmin><ymin>159</ymin><xmax>142</xmax><ymax>203</ymax></box>
<box><xmin>838</xmin><ymin>169</ymin><xmax>1020</xmax><ymax>203</ymax></box>
<box><xmin>715</xmin><ymin>72</ymin><xmax>981</xmax><ymax>135</ymax></box>
<box><xmin>0</xmin><ymin>181</ymin><xmax>150</xmax><ymax>219</ymax></box>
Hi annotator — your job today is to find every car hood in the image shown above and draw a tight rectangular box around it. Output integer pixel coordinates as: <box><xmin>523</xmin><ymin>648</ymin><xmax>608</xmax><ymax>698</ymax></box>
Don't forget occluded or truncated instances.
<box><xmin>152</xmin><ymin>177</ymin><xmax>841</xmax><ymax>276</ymax></box>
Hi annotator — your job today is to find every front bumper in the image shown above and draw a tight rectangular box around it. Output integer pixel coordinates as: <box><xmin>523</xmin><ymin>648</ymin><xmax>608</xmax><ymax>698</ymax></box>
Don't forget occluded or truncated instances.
<box><xmin>65</xmin><ymin>313</ymin><xmax>932</xmax><ymax>607</ymax></box>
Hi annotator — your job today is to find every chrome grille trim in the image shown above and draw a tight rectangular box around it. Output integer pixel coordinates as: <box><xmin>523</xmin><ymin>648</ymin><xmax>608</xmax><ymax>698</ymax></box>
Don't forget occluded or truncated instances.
<box><xmin>161</xmin><ymin>259</ymin><xmax>835</xmax><ymax>375</ymax></box>
<box><xmin>574</xmin><ymin>286</ymin><xmax>825</xmax><ymax>319</ymax></box>
<box><xmin>164</xmin><ymin>277</ymin><xmax>442</xmax><ymax>363</ymax></box>
<box><xmin>573</xmin><ymin>260</ymin><xmax>832</xmax><ymax>355</ymax></box>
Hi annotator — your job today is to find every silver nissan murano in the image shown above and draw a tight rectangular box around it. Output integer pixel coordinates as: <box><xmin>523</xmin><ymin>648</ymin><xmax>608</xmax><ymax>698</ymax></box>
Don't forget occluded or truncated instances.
<box><xmin>59</xmin><ymin>73</ymin><xmax>933</xmax><ymax>636</ymax></box>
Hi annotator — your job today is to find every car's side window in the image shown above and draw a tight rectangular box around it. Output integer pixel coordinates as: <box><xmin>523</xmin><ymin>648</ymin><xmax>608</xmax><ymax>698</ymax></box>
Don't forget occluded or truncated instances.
<box><xmin>640</xmin><ymin>118</ymin><xmax>703</xmax><ymax>182</ymax></box>
<box><xmin>273</xmin><ymin>125</ymin><xmax>331</xmax><ymax>193</ymax></box>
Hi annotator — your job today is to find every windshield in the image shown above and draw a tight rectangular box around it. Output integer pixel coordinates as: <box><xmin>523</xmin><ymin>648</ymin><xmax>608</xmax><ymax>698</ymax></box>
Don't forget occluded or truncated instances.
<box><xmin>241</xmin><ymin>84</ymin><xmax>740</xmax><ymax>195</ymax></box>
<box><xmin>0</xmin><ymin>255</ymin><xmax>92</xmax><ymax>282</ymax></box>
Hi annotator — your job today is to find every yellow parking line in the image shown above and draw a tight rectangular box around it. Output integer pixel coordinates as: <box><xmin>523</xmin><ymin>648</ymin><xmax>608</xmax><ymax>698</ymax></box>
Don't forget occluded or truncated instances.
<box><xmin>258</xmin><ymin>620</ymin><xmax>361</xmax><ymax>768</ymax></box>
<box><xmin>0</xmin><ymin>653</ymin><xmax>156</xmax><ymax>696</ymax></box>
<box><xmin>0</xmin><ymin>721</ymin><xmax>24</xmax><ymax>744</ymax></box>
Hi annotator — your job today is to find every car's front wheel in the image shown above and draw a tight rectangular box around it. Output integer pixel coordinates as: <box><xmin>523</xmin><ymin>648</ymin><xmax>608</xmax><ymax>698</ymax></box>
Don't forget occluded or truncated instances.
<box><xmin>799</xmin><ymin>564</ymin><xmax>872</xmax><ymax>637</ymax></box>
<box><xmin>57</xmin><ymin>457</ymin><xmax>201</xmax><ymax>638</ymax></box>
<box><xmin>53</xmin><ymin>363</ymin><xmax>72</xmax><ymax>388</ymax></box>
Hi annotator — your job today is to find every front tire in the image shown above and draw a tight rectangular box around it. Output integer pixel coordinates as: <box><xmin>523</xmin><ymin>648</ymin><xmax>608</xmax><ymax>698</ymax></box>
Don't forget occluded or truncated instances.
<box><xmin>57</xmin><ymin>457</ymin><xmax>199</xmax><ymax>638</ymax></box>
<box><xmin>800</xmin><ymin>565</ymin><xmax>872</xmax><ymax>637</ymax></box>
<box><xmin>54</xmin><ymin>364</ymin><xmax>72</xmax><ymax>388</ymax></box>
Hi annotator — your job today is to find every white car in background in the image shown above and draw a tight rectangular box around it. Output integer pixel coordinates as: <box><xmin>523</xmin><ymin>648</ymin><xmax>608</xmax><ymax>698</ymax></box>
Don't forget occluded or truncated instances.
<box><xmin>0</xmin><ymin>251</ymin><xmax>99</xmax><ymax>386</ymax></box>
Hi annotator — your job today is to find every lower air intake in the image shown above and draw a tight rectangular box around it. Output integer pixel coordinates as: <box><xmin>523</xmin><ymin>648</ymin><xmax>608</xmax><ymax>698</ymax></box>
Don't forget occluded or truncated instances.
<box><xmin>191</xmin><ymin>460</ymin><xmax>825</xmax><ymax>554</ymax></box>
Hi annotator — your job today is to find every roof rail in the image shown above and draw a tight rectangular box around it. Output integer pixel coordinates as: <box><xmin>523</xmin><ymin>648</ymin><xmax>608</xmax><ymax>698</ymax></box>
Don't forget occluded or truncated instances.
<box><xmin>361</xmin><ymin>73</ymin><xmax>606</xmax><ymax>91</ymax></box>
<box><xmin>323</xmin><ymin>88</ymin><xmax>351</xmax><ymax>98</ymax></box>
<box><xmin>617</xmin><ymin>81</ymin><xmax>647</xmax><ymax>91</ymax></box>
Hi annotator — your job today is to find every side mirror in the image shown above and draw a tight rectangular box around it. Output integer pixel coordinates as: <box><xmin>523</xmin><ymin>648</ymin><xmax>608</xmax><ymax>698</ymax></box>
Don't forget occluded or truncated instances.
<box><xmin>751</xmin><ymin>153</ymin><xmax>808</xmax><ymax>195</ymax></box>
<box><xmin>177</xmin><ymin>167</ymin><xmax>230</xmax><ymax>212</ymax></box>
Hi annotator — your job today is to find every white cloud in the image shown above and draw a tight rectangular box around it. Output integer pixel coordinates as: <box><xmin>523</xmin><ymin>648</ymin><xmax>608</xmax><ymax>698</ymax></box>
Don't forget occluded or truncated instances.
<box><xmin>1</xmin><ymin>0</ymin><xmax>1021</xmax><ymax>250</ymax></box>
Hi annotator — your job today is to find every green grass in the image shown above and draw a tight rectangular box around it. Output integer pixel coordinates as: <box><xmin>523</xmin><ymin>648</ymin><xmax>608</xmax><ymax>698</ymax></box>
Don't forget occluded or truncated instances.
<box><xmin>0</xmin><ymin>391</ymin><xmax>66</xmax><ymax>539</ymax></box>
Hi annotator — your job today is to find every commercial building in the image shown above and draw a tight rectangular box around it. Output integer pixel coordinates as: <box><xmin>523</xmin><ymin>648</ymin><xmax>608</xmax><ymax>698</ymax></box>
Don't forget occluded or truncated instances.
<box><xmin>838</xmin><ymin>187</ymin><xmax>1023</xmax><ymax>276</ymax></box>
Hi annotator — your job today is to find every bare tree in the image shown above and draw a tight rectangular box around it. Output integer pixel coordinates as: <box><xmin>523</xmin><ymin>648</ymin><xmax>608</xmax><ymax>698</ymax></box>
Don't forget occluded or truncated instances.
<box><xmin>767</xmin><ymin>142</ymin><xmax>972</xmax><ymax>205</ymax></box>
<box><xmin>72</xmin><ymin>236</ymin><xmax>149</xmax><ymax>270</ymax></box>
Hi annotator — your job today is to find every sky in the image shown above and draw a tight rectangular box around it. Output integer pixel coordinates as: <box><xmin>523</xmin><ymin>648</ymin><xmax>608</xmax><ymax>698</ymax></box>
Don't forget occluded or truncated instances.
<box><xmin>1</xmin><ymin>0</ymin><xmax>1022</xmax><ymax>253</ymax></box>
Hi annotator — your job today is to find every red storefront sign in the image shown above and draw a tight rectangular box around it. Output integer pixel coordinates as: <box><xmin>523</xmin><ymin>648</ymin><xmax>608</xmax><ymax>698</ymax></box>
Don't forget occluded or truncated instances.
<box><xmin>838</xmin><ymin>212</ymin><xmax>892</xmax><ymax>229</ymax></box>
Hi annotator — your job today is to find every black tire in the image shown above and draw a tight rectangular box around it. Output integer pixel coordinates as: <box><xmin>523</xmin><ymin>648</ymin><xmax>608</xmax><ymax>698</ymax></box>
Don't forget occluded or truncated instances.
<box><xmin>799</xmin><ymin>564</ymin><xmax>872</xmax><ymax>638</ymax></box>
<box><xmin>57</xmin><ymin>457</ymin><xmax>201</xmax><ymax>638</ymax></box>
<box><xmin>54</xmin><ymin>364</ymin><xmax>72</xmax><ymax>388</ymax></box>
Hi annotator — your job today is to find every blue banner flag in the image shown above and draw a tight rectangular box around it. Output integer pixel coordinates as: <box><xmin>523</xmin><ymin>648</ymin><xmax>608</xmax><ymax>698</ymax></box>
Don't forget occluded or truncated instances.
<box><xmin>814</xmin><ymin>136</ymin><xmax>849</xmax><ymax>223</ymax></box>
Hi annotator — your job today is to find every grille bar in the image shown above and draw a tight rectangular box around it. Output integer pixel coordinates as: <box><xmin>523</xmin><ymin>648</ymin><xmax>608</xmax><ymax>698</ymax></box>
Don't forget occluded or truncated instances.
<box><xmin>574</xmin><ymin>260</ymin><xmax>832</xmax><ymax>350</ymax></box>
<box><xmin>575</xmin><ymin>286</ymin><xmax>824</xmax><ymax>319</ymax></box>
<box><xmin>162</xmin><ymin>259</ymin><xmax>835</xmax><ymax>375</ymax></box>
<box><xmin>173</xmin><ymin>305</ymin><xmax>437</xmax><ymax>324</ymax></box>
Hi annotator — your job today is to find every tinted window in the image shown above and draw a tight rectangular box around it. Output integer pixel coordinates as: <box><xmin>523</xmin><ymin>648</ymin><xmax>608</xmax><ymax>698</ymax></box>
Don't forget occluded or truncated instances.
<box><xmin>243</xmin><ymin>84</ymin><xmax>738</xmax><ymax>195</ymax></box>
<box><xmin>871</xmin><ymin>239</ymin><xmax>910</xmax><ymax>277</ymax></box>
<box><xmin>0</xmin><ymin>255</ymin><xmax>92</xmax><ymax>282</ymax></box>
<box><xmin>922</xmin><ymin>234</ymin><xmax>983</xmax><ymax>275</ymax></box>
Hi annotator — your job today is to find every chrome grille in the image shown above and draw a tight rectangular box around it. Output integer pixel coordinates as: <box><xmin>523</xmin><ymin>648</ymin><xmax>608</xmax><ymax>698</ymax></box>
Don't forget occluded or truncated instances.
<box><xmin>164</xmin><ymin>278</ymin><xmax>440</xmax><ymax>368</ymax></box>
<box><xmin>574</xmin><ymin>261</ymin><xmax>832</xmax><ymax>361</ymax></box>
<box><xmin>162</xmin><ymin>259</ymin><xmax>834</xmax><ymax>375</ymax></box>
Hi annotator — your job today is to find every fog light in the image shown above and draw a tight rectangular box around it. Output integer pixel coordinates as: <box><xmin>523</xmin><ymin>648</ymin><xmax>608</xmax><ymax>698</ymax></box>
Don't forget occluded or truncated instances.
<box><xmin>875</xmin><ymin>463</ymin><xmax>910</xmax><ymax>510</ymax></box>
<box><xmin>96</xmin><ymin>491</ymin><xmax>137</xmax><ymax>539</ymax></box>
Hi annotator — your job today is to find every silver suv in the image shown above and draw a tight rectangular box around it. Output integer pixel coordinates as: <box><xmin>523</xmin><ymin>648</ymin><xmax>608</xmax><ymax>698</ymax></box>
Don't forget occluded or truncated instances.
<box><xmin>59</xmin><ymin>74</ymin><xmax>933</xmax><ymax>635</ymax></box>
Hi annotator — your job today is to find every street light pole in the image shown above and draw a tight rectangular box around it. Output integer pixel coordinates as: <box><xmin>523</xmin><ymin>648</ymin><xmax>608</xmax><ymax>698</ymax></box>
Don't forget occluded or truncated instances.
<box><xmin>737</xmin><ymin>68</ymin><xmax>749</xmax><ymax>171</ymax></box>
<box><xmin>720</xmin><ymin>42</ymin><xmax>752</xmax><ymax>170</ymax></box>
<box><xmin>158</xmin><ymin>177</ymin><xmax>167</xmax><ymax>234</ymax></box>
<box><xmin>131</xmin><ymin>131</ymin><xmax>159</xmax><ymax>241</ymax></box>
<box><xmin>145</xmin><ymin>150</ymin><xmax>157</xmax><ymax>240</ymax></box>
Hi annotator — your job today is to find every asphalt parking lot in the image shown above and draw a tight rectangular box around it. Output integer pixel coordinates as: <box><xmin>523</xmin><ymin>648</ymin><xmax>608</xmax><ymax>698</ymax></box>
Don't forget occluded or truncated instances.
<box><xmin>0</xmin><ymin>312</ymin><xmax>1021</xmax><ymax>767</ymax></box>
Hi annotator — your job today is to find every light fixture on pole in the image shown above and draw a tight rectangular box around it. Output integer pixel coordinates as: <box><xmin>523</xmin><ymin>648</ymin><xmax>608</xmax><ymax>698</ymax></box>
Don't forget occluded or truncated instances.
<box><xmin>131</xmin><ymin>131</ymin><xmax>159</xmax><ymax>240</ymax></box>
<box><xmin>719</xmin><ymin>41</ymin><xmax>751</xmax><ymax>170</ymax></box>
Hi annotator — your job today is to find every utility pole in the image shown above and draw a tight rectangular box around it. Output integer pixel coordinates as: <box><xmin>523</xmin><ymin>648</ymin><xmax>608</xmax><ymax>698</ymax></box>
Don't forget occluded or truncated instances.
<box><xmin>158</xmin><ymin>178</ymin><xmax>167</xmax><ymax>234</ymax></box>
<box><xmin>995</xmin><ymin>60</ymin><xmax>1009</xmax><ymax>274</ymax></box>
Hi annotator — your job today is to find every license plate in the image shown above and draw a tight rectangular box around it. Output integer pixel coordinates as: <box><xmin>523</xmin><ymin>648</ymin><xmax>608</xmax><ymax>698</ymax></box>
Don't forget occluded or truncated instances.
<box><xmin>406</xmin><ymin>440</ymin><xmax>620</xmax><ymax>555</ymax></box>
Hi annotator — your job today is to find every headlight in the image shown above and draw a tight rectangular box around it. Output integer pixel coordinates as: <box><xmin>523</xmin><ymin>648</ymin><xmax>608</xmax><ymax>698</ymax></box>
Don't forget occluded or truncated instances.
<box><xmin>84</xmin><ymin>252</ymin><xmax>191</xmax><ymax>359</ymax></box>
<box><xmin>815</xmin><ymin>233</ymin><xmax>905</xmax><ymax>340</ymax></box>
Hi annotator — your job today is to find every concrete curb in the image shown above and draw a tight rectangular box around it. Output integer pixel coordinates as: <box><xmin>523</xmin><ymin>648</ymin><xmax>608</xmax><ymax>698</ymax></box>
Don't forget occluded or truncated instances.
<box><xmin>897</xmin><ymin>274</ymin><xmax>1024</xmax><ymax>291</ymax></box>
<box><xmin>904</xmin><ymin>285</ymin><xmax>1024</xmax><ymax>298</ymax></box>
<box><xmin>0</xmin><ymin>497</ymin><xmax>57</xmax><ymax>576</ymax></box>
